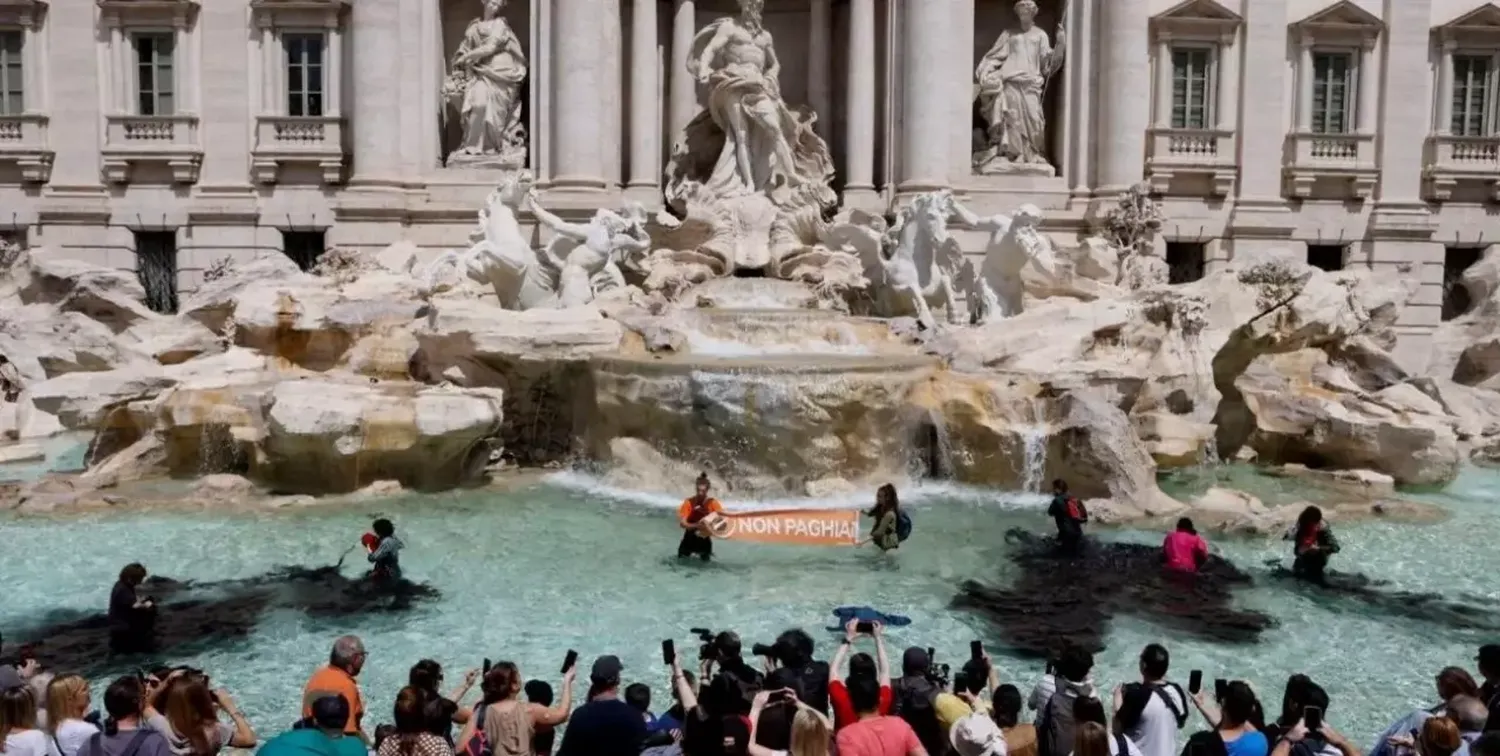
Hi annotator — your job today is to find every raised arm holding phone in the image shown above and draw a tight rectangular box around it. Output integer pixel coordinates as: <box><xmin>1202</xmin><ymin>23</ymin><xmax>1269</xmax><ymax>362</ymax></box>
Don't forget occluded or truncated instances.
<box><xmin>827</xmin><ymin>620</ymin><xmax>892</xmax><ymax>732</ymax></box>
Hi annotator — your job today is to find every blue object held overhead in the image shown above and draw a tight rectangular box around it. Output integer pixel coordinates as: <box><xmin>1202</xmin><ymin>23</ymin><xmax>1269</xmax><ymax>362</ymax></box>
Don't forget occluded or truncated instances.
<box><xmin>827</xmin><ymin>605</ymin><xmax>913</xmax><ymax>631</ymax></box>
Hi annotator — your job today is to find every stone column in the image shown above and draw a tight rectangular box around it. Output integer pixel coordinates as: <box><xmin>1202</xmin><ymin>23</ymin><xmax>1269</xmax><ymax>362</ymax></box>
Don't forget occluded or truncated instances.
<box><xmin>807</xmin><ymin>0</ymin><xmax>831</xmax><ymax>141</ymax></box>
<box><xmin>951</xmin><ymin>0</ymin><xmax>975</xmax><ymax>180</ymax></box>
<box><xmin>1375</xmin><ymin>0</ymin><xmax>1430</xmax><ymax>202</ymax></box>
<box><xmin>349</xmin><ymin>0</ymin><xmax>402</xmax><ymax>183</ymax></box>
<box><xmin>844</xmin><ymin>0</ymin><xmax>876</xmax><ymax>198</ymax></box>
<box><xmin>1357</xmin><ymin>41</ymin><xmax>1378</xmax><ymax>134</ymax></box>
<box><xmin>551</xmin><ymin>0</ymin><xmax>623</xmax><ymax>191</ymax></box>
<box><xmin>1155</xmin><ymin>38</ymin><xmax>1173</xmax><ymax>127</ymax></box>
<box><xmin>1297</xmin><ymin>38</ymin><xmax>1313</xmax><ymax>131</ymax></box>
<box><xmin>627</xmin><ymin>0</ymin><xmax>661</xmax><ymax>191</ymax></box>
<box><xmin>1438</xmin><ymin>40</ymin><xmax>1455</xmax><ymax>134</ymax></box>
<box><xmin>669</xmin><ymin>0</ymin><xmax>697</xmax><ymax>141</ymax></box>
<box><xmin>898</xmin><ymin>0</ymin><xmax>951</xmax><ymax>192</ymax></box>
<box><xmin>1094</xmin><ymin>0</ymin><xmax>1151</xmax><ymax>192</ymax></box>
<box><xmin>1216</xmin><ymin>32</ymin><xmax>1238</xmax><ymax>130</ymax></box>
<box><xmin>1228</xmin><ymin>0</ymin><xmax>1291</xmax><ymax>230</ymax></box>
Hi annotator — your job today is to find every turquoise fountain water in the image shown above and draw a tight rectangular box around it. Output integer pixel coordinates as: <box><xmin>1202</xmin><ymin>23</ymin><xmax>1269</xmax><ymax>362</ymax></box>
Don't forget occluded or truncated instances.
<box><xmin>2</xmin><ymin>467</ymin><xmax>1497</xmax><ymax>744</ymax></box>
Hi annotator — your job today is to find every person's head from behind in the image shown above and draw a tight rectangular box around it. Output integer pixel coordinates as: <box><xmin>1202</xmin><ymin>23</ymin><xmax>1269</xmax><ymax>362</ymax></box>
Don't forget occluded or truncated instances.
<box><xmin>392</xmin><ymin>686</ymin><xmax>428</xmax><ymax>735</ymax></box>
<box><xmin>775</xmin><ymin>628</ymin><xmax>814</xmax><ymax>667</ymax></box>
<box><xmin>1052</xmin><ymin>479</ymin><xmax>1067</xmax><ymax>496</ymax></box>
<box><xmin>695</xmin><ymin>472</ymin><xmax>711</xmax><ymax>499</ymax></box>
<box><xmin>1073</xmin><ymin>696</ymin><xmax>1107</xmax><ymax>727</ymax></box>
<box><xmin>1421</xmin><ymin>714</ymin><xmax>1463</xmax><ymax>756</ymax></box>
<box><xmin>523</xmin><ymin>679</ymin><xmax>553</xmax><ymax>707</ymax></box>
<box><xmin>482</xmin><ymin>662</ymin><xmax>522</xmax><ymax>705</ymax></box>
<box><xmin>1219</xmin><ymin>681</ymin><xmax>1258</xmax><ymax>729</ymax></box>
<box><xmin>955</xmin><ymin>660</ymin><xmax>987</xmax><ymax>697</ymax></box>
<box><xmin>1074</xmin><ymin>721</ymin><xmax>1110</xmax><ymax>756</ymax></box>
<box><xmin>408</xmin><ymin>659</ymin><xmax>442</xmax><ymax>694</ymax></box>
<box><xmin>1436</xmin><ymin>666</ymin><xmax>1479</xmax><ymax>702</ymax></box>
<box><xmin>715</xmin><ymin>633</ymin><xmax>743</xmax><ymax>663</ymax></box>
<box><xmin>1445</xmin><ymin>695</ymin><xmax>1488</xmax><ymax>734</ymax></box>
<box><xmin>901</xmin><ymin>647</ymin><xmax>931</xmax><ymax>678</ymax></box>
<box><xmin>1296</xmin><ymin>506</ymin><xmax>1323</xmax><ymax>537</ymax></box>
<box><xmin>1055</xmin><ymin>644</ymin><xmax>1093</xmax><ymax>684</ymax></box>
<box><xmin>331</xmin><ymin>635</ymin><xmax>367</xmax><ymax>677</ymax></box>
<box><xmin>0</xmin><ymin>685</ymin><xmax>35</xmax><ymax>735</ymax></box>
<box><xmin>1176</xmin><ymin>518</ymin><xmax>1196</xmax><ymax>535</ymax></box>
<box><xmin>101</xmin><ymin>677</ymin><xmax>145</xmax><ymax>731</ymax></box>
<box><xmin>588</xmin><ymin>656</ymin><xmax>624</xmax><ymax>700</ymax></box>
<box><xmin>992</xmin><ymin>684</ymin><xmax>1023</xmax><ymax>728</ymax></box>
<box><xmin>1139</xmin><ymin>643</ymin><xmax>1169</xmax><ymax>682</ymax></box>
<box><xmin>1279</xmin><ymin>674</ymin><xmax>1313</xmax><ymax>723</ymax></box>
<box><xmin>164</xmin><ymin>677</ymin><xmax>218</xmax><ymax>755</ymax></box>
<box><xmin>119</xmin><ymin>563</ymin><xmax>148</xmax><ymax>588</ymax></box>
<box><xmin>624</xmin><ymin>683</ymin><xmax>651</xmax><ymax>715</ymax></box>
<box><xmin>848</xmin><ymin>675</ymin><xmax>881</xmax><ymax>716</ymax></box>
<box><xmin>875</xmin><ymin>483</ymin><xmax>899</xmax><ymax>514</ymax></box>
<box><xmin>721</xmin><ymin>714</ymin><xmax>751</xmax><ymax>756</ymax></box>
<box><xmin>311</xmin><ymin>695</ymin><xmax>351</xmax><ymax>735</ymax></box>
<box><xmin>789</xmin><ymin>708</ymin><xmax>831</xmax><ymax>756</ymax></box>
<box><xmin>1478</xmin><ymin>645</ymin><xmax>1500</xmax><ymax>680</ymax></box>
<box><xmin>45</xmin><ymin>675</ymin><xmax>91</xmax><ymax>731</ymax></box>
<box><xmin>846</xmin><ymin>652</ymin><xmax>876</xmax><ymax>683</ymax></box>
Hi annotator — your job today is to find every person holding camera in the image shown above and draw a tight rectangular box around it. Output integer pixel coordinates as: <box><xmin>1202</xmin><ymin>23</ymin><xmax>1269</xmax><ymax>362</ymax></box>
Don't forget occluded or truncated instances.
<box><xmin>756</xmin><ymin>631</ymin><xmax>829</xmax><ymax>716</ymax></box>
<box><xmin>144</xmin><ymin>672</ymin><xmax>257</xmax><ymax>756</ymax></box>
<box><xmin>108</xmin><ymin>564</ymin><xmax>156</xmax><ymax>655</ymax></box>
<box><xmin>74</xmin><ymin>677</ymin><xmax>174</xmax><ymax>756</ymax></box>
<box><xmin>703</xmin><ymin>633</ymin><xmax>765</xmax><ymax>718</ymax></box>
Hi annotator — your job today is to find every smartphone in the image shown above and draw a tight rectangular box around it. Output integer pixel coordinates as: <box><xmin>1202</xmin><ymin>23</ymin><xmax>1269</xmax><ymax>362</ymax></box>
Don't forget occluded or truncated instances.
<box><xmin>560</xmin><ymin>649</ymin><xmax>579</xmax><ymax>675</ymax></box>
<box><xmin>1188</xmin><ymin>670</ymin><xmax>1203</xmax><ymax>695</ymax></box>
<box><xmin>970</xmin><ymin>641</ymin><xmax>983</xmax><ymax>661</ymax></box>
<box><xmin>855</xmin><ymin>621</ymin><xmax>875</xmax><ymax>634</ymax></box>
<box><xmin>1304</xmin><ymin>706</ymin><xmax>1323</xmax><ymax>732</ymax></box>
<box><xmin>1214</xmin><ymin>678</ymin><xmax>1228</xmax><ymax>701</ymax></box>
<box><xmin>483</xmin><ymin>658</ymin><xmax>492</xmax><ymax>675</ymax></box>
<box><xmin>927</xmin><ymin>647</ymin><xmax>936</xmax><ymax>663</ymax></box>
<box><xmin>662</xmin><ymin>639</ymin><xmax>676</xmax><ymax>666</ymax></box>
<box><xmin>1045</xmin><ymin>660</ymin><xmax>1055</xmax><ymax>676</ymax></box>
<box><xmin>768</xmin><ymin>690</ymin><xmax>790</xmax><ymax>703</ymax></box>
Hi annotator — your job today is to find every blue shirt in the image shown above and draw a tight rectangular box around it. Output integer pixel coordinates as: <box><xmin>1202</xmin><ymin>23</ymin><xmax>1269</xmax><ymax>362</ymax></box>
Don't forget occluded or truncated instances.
<box><xmin>1225</xmin><ymin>731</ymin><xmax>1270</xmax><ymax>756</ymax></box>
<box><xmin>556</xmin><ymin>699</ymin><xmax>647</xmax><ymax>756</ymax></box>
<box><xmin>258</xmin><ymin>729</ymin><xmax>367</xmax><ymax>756</ymax></box>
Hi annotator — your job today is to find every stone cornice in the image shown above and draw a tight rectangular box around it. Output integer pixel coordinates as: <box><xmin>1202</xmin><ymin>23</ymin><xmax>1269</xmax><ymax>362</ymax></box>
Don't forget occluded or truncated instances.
<box><xmin>97</xmin><ymin>0</ymin><xmax>198</xmax><ymax>28</ymax></box>
<box><xmin>0</xmin><ymin>0</ymin><xmax>45</xmax><ymax>28</ymax></box>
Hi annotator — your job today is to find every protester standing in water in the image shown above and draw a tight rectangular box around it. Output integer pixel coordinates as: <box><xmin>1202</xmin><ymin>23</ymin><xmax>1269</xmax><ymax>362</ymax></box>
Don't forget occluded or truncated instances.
<box><xmin>366</xmin><ymin>520</ymin><xmax>404</xmax><ymax>581</ymax></box>
<box><xmin>1046</xmin><ymin>480</ymin><xmax>1088</xmax><ymax>554</ymax></box>
<box><xmin>1285</xmin><ymin>506</ymin><xmax>1340</xmax><ymax>580</ymax></box>
<box><xmin>859</xmin><ymin>484</ymin><xmax>904</xmax><ymax>552</ymax></box>
<box><xmin>107</xmin><ymin>563</ymin><xmax>156</xmax><ymax>654</ymax></box>
<box><xmin>677</xmin><ymin>473</ymin><xmax>723</xmax><ymax>562</ymax></box>
<box><xmin>1162</xmin><ymin>518</ymin><xmax>1209</xmax><ymax>573</ymax></box>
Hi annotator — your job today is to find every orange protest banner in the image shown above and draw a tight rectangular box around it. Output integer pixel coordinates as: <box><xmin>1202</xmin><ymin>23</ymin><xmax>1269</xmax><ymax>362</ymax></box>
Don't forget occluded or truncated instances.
<box><xmin>710</xmin><ymin>509</ymin><xmax>862</xmax><ymax>547</ymax></box>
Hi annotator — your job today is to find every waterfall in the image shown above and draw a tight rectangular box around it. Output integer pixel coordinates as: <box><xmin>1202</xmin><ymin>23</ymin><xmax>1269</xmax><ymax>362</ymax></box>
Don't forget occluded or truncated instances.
<box><xmin>1018</xmin><ymin>425</ymin><xmax>1049</xmax><ymax>493</ymax></box>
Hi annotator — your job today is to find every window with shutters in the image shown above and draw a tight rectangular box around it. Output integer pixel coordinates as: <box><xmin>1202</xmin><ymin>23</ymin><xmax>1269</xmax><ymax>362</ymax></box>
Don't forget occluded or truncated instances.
<box><xmin>1311</xmin><ymin>51</ymin><xmax>1354</xmax><ymax>134</ymax></box>
<box><xmin>133</xmin><ymin>32</ymin><xmax>175</xmax><ymax>116</ymax></box>
<box><xmin>1451</xmin><ymin>54</ymin><xmax>1496</xmax><ymax>137</ymax></box>
<box><xmin>284</xmin><ymin>33</ymin><xmax>325</xmax><ymax>117</ymax></box>
<box><xmin>1170</xmin><ymin>46</ymin><xmax>1213</xmax><ymax>129</ymax></box>
<box><xmin>0</xmin><ymin>31</ymin><xmax>21</xmax><ymax>116</ymax></box>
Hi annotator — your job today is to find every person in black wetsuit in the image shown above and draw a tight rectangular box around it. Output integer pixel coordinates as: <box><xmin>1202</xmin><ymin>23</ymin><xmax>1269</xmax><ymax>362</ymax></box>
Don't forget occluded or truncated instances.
<box><xmin>1046</xmin><ymin>479</ymin><xmax>1088</xmax><ymax>555</ymax></box>
<box><xmin>1285</xmin><ymin>506</ymin><xmax>1341</xmax><ymax>581</ymax></box>
<box><xmin>107</xmin><ymin>563</ymin><xmax>157</xmax><ymax>654</ymax></box>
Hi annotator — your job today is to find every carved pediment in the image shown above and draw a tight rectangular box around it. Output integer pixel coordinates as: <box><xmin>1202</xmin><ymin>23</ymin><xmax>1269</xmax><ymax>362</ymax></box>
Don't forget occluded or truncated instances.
<box><xmin>0</xmin><ymin>0</ymin><xmax>43</xmax><ymax>27</ymax></box>
<box><xmin>249</xmin><ymin>0</ymin><xmax>347</xmax><ymax>28</ymax></box>
<box><xmin>1151</xmin><ymin>0</ymin><xmax>1241</xmax><ymax>41</ymax></box>
<box><xmin>97</xmin><ymin>0</ymin><xmax>198</xmax><ymax>28</ymax></box>
<box><xmin>1436</xmin><ymin>3</ymin><xmax>1500</xmax><ymax>45</ymax></box>
<box><xmin>1291</xmin><ymin>0</ymin><xmax>1382</xmax><ymax>45</ymax></box>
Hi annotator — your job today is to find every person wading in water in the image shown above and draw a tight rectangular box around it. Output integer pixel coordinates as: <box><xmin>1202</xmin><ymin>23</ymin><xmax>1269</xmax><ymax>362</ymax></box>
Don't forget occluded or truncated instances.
<box><xmin>1046</xmin><ymin>480</ymin><xmax>1088</xmax><ymax>555</ymax></box>
<box><xmin>677</xmin><ymin>473</ymin><xmax>724</xmax><ymax>562</ymax></box>
<box><xmin>1285</xmin><ymin>506</ymin><xmax>1340</xmax><ymax>582</ymax></box>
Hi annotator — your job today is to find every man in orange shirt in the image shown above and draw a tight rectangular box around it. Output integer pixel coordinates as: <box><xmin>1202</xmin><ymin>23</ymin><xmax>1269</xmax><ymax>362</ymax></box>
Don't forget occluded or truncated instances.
<box><xmin>302</xmin><ymin>635</ymin><xmax>370</xmax><ymax>745</ymax></box>
<box><xmin>677</xmin><ymin>472</ymin><xmax>723</xmax><ymax>562</ymax></box>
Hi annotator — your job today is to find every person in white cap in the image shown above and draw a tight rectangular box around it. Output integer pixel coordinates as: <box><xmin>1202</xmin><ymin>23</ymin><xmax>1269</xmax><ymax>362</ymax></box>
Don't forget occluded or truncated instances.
<box><xmin>952</xmin><ymin>711</ymin><xmax>1009</xmax><ymax>756</ymax></box>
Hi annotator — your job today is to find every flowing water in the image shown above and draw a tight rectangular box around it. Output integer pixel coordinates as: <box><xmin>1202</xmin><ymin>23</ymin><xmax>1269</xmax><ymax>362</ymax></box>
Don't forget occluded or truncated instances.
<box><xmin>2</xmin><ymin>466</ymin><xmax>1498</xmax><ymax>744</ymax></box>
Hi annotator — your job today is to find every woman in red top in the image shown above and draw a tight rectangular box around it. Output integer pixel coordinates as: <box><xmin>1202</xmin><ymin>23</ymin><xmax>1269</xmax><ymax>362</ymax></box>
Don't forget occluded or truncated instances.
<box><xmin>826</xmin><ymin>620</ymin><xmax>893</xmax><ymax>731</ymax></box>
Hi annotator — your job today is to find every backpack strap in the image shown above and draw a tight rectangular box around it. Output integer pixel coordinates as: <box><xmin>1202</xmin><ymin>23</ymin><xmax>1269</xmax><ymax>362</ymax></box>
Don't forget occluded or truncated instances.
<box><xmin>1153</xmin><ymin>683</ymin><xmax>1189</xmax><ymax>728</ymax></box>
<box><xmin>1116</xmin><ymin>734</ymin><xmax>1132</xmax><ymax>756</ymax></box>
<box><xmin>117</xmin><ymin>730</ymin><xmax>155</xmax><ymax>756</ymax></box>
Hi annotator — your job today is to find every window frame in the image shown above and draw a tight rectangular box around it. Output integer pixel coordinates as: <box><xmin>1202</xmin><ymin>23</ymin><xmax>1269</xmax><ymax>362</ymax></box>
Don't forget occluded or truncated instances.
<box><xmin>1169</xmin><ymin>43</ymin><xmax>1216</xmax><ymax>130</ymax></box>
<box><xmin>1309</xmin><ymin>48</ymin><xmax>1357</xmax><ymax>135</ymax></box>
<box><xmin>281</xmin><ymin>30</ymin><xmax>327</xmax><ymax>118</ymax></box>
<box><xmin>0</xmin><ymin>28</ymin><xmax>22</xmax><ymax>116</ymax></box>
<box><xmin>250</xmin><ymin>0</ymin><xmax>348</xmax><ymax>119</ymax></box>
<box><xmin>131</xmin><ymin>29</ymin><xmax>178</xmax><ymax>117</ymax></box>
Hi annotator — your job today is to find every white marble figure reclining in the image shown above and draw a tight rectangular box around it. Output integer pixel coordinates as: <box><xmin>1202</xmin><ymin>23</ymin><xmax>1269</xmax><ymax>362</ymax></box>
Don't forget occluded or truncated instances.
<box><xmin>950</xmin><ymin>199</ymin><xmax>1060</xmax><ymax>324</ymax></box>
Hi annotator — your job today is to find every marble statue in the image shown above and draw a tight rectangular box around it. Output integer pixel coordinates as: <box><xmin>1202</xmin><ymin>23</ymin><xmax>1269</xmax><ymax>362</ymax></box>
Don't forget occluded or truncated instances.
<box><xmin>659</xmin><ymin>0</ymin><xmax>837</xmax><ymax>276</ymax></box>
<box><xmin>830</xmin><ymin>192</ymin><xmax>967</xmax><ymax>329</ymax></box>
<box><xmin>442</xmin><ymin>0</ymin><xmax>528</xmax><ymax>170</ymax></box>
<box><xmin>973</xmin><ymin>0</ymin><xmax>1066</xmax><ymax>176</ymax></box>
<box><xmin>953</xmin><ymin>200</ymin><xmax>1059</xmax><ymax>323</ymax></box>
<box><xmin>524</xmin><ymin>190</ymin><xmax>651</xmax><ymax>307</ymax></box>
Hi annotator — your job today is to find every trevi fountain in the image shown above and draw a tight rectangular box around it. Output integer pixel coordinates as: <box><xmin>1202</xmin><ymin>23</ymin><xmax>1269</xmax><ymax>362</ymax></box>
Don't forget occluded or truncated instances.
<box><xmin>4</xmin><ymin>0</ymin><xmax>1500</xmax><ymax>741</ymax></box>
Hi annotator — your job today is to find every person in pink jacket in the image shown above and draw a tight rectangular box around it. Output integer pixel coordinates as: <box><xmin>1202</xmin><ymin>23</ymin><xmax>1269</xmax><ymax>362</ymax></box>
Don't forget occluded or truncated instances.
<box><xmin>1161</xmin><ymin>518</ymin><xmax>1209</xmax><ymax>573</ymax></box>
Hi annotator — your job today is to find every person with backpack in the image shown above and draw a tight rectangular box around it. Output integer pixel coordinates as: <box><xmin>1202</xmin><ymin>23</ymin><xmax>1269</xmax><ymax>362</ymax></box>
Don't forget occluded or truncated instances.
<box><xmin>1073</xmin><ymin>697</ymin><xmax>1142</xmax><ymax>756</ymax></box>
<box><xmin>1038</xmin><ymin>645</ymin><xmax>1096</xmax><ymax>756</ymax></box>
<box><xmin>891</xmin><ymin>648</ymin><xmax>948</xmax><ymax>756</ymax></box>
<box><xmin>1046</xmin><ymin>480</ymin><xmax>1088</xmax><ymax>555</ymax></box>
<box><xmin>73</xmin><ymin>678</ymin><xmax>173</xmax><ymax>756</ymax></box>
<box><xmin>861</xmin><ymin>485</ymin><xmax>910</xmax><ymax>552</ymax></box>
<box><xmin>1112</xmin><ymin>645</ymin><xmax>1187</xmax><ymax>756</ymax></box>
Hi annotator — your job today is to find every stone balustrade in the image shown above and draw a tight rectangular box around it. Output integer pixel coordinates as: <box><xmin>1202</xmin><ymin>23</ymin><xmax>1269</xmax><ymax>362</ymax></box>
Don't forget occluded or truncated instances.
<box><xmin>0</xmin><ymin>113</ymin><xmax>52</xmax><ymax>183</ymax></box>
<box><xmin>1283</xmin><ymin>131</ymin><xmax>1378</xmax><ymax>200</ymax></box>
<box><xmin>1145</xmin><ymin>127</ymin><xmax>1238</xmax><ymax>196</ymax></box>
<box><xmin>101</xmin><ymin>114</ymin><xmax>203</xmax><ymax>185</ymax></box>
<box><xmin>251</xmin><ymin>115</ymin><xmax>346</xmax><ymax>185</ymax></box>
<box><xmin>1423</xmin><ymin>134</ymin><xmax>1500</xmax><ymax>202</ymax></box>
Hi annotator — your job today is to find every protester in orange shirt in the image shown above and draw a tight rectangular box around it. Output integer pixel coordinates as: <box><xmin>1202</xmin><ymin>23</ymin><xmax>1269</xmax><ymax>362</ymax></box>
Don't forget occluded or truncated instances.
<box><xmin>677</xmin><ymin>472</ymin><xmax>724</xmax><ymax>562</ymax></box>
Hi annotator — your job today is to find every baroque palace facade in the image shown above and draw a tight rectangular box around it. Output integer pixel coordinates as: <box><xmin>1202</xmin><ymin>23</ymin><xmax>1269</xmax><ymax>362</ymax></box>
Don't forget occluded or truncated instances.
<box><xmin>1</xmin><ymin>0</ymin><xmax>1499</xmax><ymax>367</ymax></box>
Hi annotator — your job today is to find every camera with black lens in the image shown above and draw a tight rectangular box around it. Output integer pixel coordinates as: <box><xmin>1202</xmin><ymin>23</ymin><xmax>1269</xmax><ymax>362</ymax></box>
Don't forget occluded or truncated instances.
<box><xmin>926</xmin><ymin>663</ymin><xmax>951</xmax><ymax>687</ymax></box>
<box><xmin>749</xmin><ymin>640</ymin><xmax>783</xmax><ymax>662</ymax></box>
<box><xmin>690</xmin><ymin>628</ymin><xmax>719</xmax><ymax>661</ymax></box>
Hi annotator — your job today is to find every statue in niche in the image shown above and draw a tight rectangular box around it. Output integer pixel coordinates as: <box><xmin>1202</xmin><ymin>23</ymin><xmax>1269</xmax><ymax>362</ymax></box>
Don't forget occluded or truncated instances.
<box><xmin>659</xmin><ymin>0</ymin><xmax>837</xmax><ymax>273</ymax></box>
<box><xmin>442</xmin><ymin>0</ymin><xmax>528</xmax><ymax>170</ymax></box>
<box><xmin>972</xmin><ymin>0</ymin><xmax>1066</xmax><ymax>176</ymax></box>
